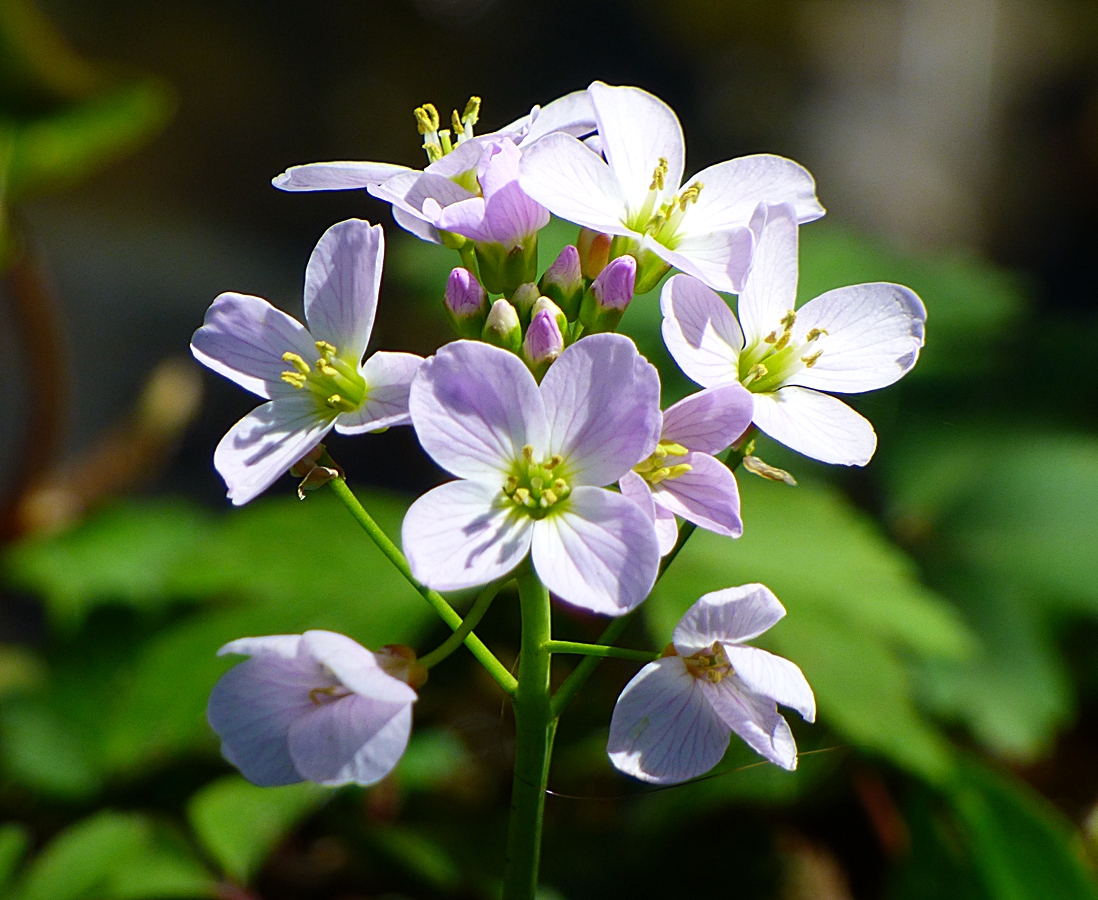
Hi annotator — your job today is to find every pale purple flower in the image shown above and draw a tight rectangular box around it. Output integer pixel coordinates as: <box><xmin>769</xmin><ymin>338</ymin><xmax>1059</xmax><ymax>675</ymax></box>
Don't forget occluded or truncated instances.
<box><xmin>619</xmin><ymin>384</ymin><xmax>754</xmax><ymax>555</ymax></box>
<box><xmin>661</xmin><ymin>204</ymin><xmax>926</xmax><ymax>466</ymax></box>
<box><xmin>539</xmin><ymin>244</ymin><xmax>584</xmax><ymax>318</ymax></box>
<box><xmin>608</xmin><ymin>584</ymin><xmax>815</xmax><ymax>783</ymax></box>
<box><xmin>445</xmin><ymin>267</ymin><xmax>487</xmax><ymax>318</ymax></box>
<box><xmin>191</xmin><ymin>219</ymin><xmax>423</xmax><ymax>505</ymax></box>
<box><xmin>519</xmin><ymin>81</ymin><xmax>825</xmax><ymax>293</ymax></box>
<box><xmin>208</xmin><ymin>630</ymin><xmax>420</xmax><ymax>787</ymax></box>
<box><xmin>402</xmin><ymin>334</ymin><xmax>662</xmax><ymax>616</ymax></box>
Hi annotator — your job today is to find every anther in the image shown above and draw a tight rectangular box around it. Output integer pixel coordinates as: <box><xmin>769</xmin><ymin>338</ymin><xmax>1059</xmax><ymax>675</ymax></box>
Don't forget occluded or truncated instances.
<box><xmin>281</xmin><ymin>371</ymin><xmax>307</xmax><ymax>388</ymax></box>
<box><xmin>540</xmin><ymin>489</ymin><xmax>558</xmax><ymax>507</ymax></box>
<box><xmin>462</xmin><ymin>96</ymin><xmax>481</xmax><ymax>127</ymax></box>
<box><xmin>546</xmin><ymin>454</ymin><xmax>563</xmax><ymax>470</ymax></box>
<box><xmin>326</xmin><ymin>394</ymin><xmax>357</xmax><ymax>412</ymax></box>
<box><xmin>780</xmin><ymin>310</ymin><xmax>796</xmax><ymax>329</ymax></box>
<box><xmin>513</xmin><ymin>487</ymin><xmax>531</xmax><ymax>506</ymax></box>
<box><xmin>282</xmin><ymin>352</ymin><xmax>311</xmax><ymax>374</ymax></box>
<box><xmin>742</xmin><ymin>363</ymin><xmax>768</xmax><ymax>386</ymax></box>
<box><xmin>764</xmin><ymin>330</ymin><xmax>778</xmax><ymax>344</ymax></box>
<box><xmin>315</xmin><ymin>340</ymin><xmax>338</xmax><ymax>358</ymax></box>
<box><xmin>451</xmin><ymin>109</ymin><xmax>463</xmax><ymax>136</ymax></box>
<box><xmin>801</xmin><ymin>350</ymin><xmax>823</xmax><ymax>367</ymax></box>
<box><xmin>414</xmin><ymin>103</ymin><xmax>440</xmax><ymax>135</ymax></box>
<box><xmin>552</xmin><ymin>478</ymin><xmax>568</xmax><ymax>494</ymax></box>
<box><xmin>522</xmin><ymin>445</ymin><xmax>535</xmax><ymax>463</ymax></box>
<box><xmin>505</xmin><ymin>475</ymin><xmax>519</xmax><ymax>493</ymax></box>
<box><xmin>649</xmin><ymin>157</ymin><xmax>669</xmax><ymax>192</ymax></box>
<box><xmin>806</xmin><ymin>328</ymin><xmax>827</xmax><ymax>342</ymax></box>
<box><xmin>772</xmin><ymin>332</ymin><xmax>791</xmax><ymax>352</ymax></box>
<box><xmin>678</xmin><ymin>181</ymin><xmax>703</xmax><ymax>210</ymax></box>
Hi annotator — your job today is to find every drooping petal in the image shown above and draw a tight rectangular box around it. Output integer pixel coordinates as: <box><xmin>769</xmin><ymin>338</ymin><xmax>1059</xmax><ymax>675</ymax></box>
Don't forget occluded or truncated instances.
<box><xmin>701</xmin><ymin>678</ymin><xmax>798</xmax><ymax>770</ymax></box>
<box><xmin>531</xmin><ymin>486</ymin><xmax>658</xmax><ymax>616</ymax></box>
<box><xmin>213</xmin><ymin>396</ymin><xmax>335</xmax><ymax>506</ymax></box>
<box><xmin>335</xmin><ymin>351</ymin><xmax>423</xmax><ymax>434</ymax></box>
<box><xmin>607</xmin><ymin>656</ymin><xmax>731</xmax><ymax>784</ymax></box>
<box><xmin>303</xmin><ymin>219</ymin><xmax>383</xmax><ymax>361</ymax></box>
<box><xmin>660</xmin><ymin>274</ymin><xmax>743</xmax><ymax>388</ymax></box>
<box><xmin>750</xmin><ymin>387</ymin><xmax>877</xmax><ymax>466</ymax></box>
<box><xmin>301</xmin><ymin>631</ymin><xmax>417</xmax><ymax>705</ymax></box>
<box><xmin>191</xmin><ymin>292</ymin><xmax>318</xmax><ymax>400</ymax></box>
<box><xmin>505</xmin><ymin>89</ymin><xmax>597</xmax><ymax>145</ymax></box>
<box><xmin>785</xmin><ymin>283</ymin><xmax>927</xmax><ymax>394</ymax></box>
<box><xmin>217</xmin><ymin>634</ymin><xmax>303</xmax><ymax>660</ymax></box>
<box><xmin>619</xmin><ymin>470</ymin><xmax>678</xmax><ymax>557</ymax></box>
<box><xmin>672</xmin><ymin>583</ymin><xmax>787</xmax><ymax>652</ymax></box>
<box><xmin>722</xmin><ymin>644</ymin><xmax>816</xmax><ymax>722</ymax></box>
<box><xmin>518</xmin><ymin>133</ymin><xmax>632</xmax><ymax>236</ymax></box>
<box><xmin>541</xmin><ymin>334</ymin><xmax>661</xmax><ymax>486</ymax></box>
<box><xmin>403</xmin><ymin>481</ymin><xmax>534</xmax><ymax>592</ymax></box>
<box><xmin>736</xmin><ymin>203</ymin><xmax>800</xmax><ymax>346</ymax></box>
<box><xmin>661</xmin><ymin>384</ymin><xmax>754</xmax><ymax>455</ymax></box>
<box><xmin>409</xmin><ymin>341</ymin><xmax>547</xmax><ymax>481</ymax></box>
<box><xmin>320</xmin><ymin>702</ymin><xmax>412</xmax><ymax>787</ymax></box>
<box><xmin>651</xmin><ymin>452</ymin><xmax>742</xmax><ymax>539</ymax></box>
<box><xmin>368</xmin><ymin>171</ymin><xmax>476</xmax><ymax>230</ymax></box>
<box><xmin>653</xmin><ymin>227</ymin><xmax>755</xmax><ymax>294</ymax></box>
<box><xmin>434</xmin><ymin>177</ymin><xmax>549</xmax><ymax>247</ymax></box>
<box><xmin>588</xmin><ymin>82</ymin><xmax>685</xmax><ymax>216</ymax></box>
<box><xmin>272</xmin><ymin>161</ymin><xmax>411</xmax><ymax>192</ymax></box>
<box><xmin>393</xmin><ymin>205</ymin><xmax>441</xmax><ymax>244</ymax></box>
<box><xmin>684</xmin><ymin>154</ymin><xmax>824</xmax><ymax>234</ymax></box>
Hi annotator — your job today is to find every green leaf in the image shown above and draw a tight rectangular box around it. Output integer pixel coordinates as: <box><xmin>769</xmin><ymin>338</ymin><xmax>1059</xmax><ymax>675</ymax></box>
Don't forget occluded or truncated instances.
<box><xmin>187</xmin><ymin>776</ymin><xmax>326</xmax><ymax>884</ymax></box>
<box><xmin>395</xmin><ymin>728</ymin><xmax>473</xmax><ymax>793</ymax></box>
<box><xmin>0</xmin><ymin>700</ymin><xmax>99</xmax><ymax>799</ymax></box>
<box><xmin>368</xmin><ymin>825</ymin><xmax>463</xmax><ymax>893</ymax></box>
<box><xmin>0</xmin><ymin>824</ymin><xmax>30</xmax><ymax>893</ymax></box>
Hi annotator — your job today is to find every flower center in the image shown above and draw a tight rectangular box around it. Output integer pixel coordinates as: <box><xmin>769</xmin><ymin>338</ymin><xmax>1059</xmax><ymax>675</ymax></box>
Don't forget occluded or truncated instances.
<box><xmin>737</xmin><ymin>310</ymin><xmax>827</xmax><ymax>394</ymax></box>
<box><xmin>682</xmin><ymin>641</ymin><xmax>733</xmax><ymax>684</ymax></box>
<box><xmin>309</xmin><ymin>684</ymin><xmax>353</xmax><ymax>706</ymax></box>
<box><xmin>633</xmin><ymin>440</ymin><xmax>693</xmax><ymax>484</ymax></box>
<box><xmin>624</xmin><ymin>156</ymin><xmax>704</xmax><ymax>249</ymax></box>
<box><xmin>503</xmin><ymin>444</ymin><xmax>572</xmax><ymax>519</ymax></box>
<box><xmin>414</xmin><ymin>96</ymin><xmax>481</xmax><ymax>175</ymax></box>
<box><xmin>280</xmin><ymin>341</ymin><xmax>368</xmax><ymax>414</ymax></box>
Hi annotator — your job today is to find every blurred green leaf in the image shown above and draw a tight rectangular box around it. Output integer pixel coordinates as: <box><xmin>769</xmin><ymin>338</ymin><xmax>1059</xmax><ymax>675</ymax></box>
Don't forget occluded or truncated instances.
<box><xmin>0</xmin><ymin>645</ymin><xmax>44</xmax><ymax>698</ymax></box>
<box><xmin>395</xmin><ymin>728</ymin><xmax>473</xmax><ymax>793</ymax></box>
<box><xmin>368</xmin><ymin>825</ymin><xmax>463</xmax><ymax>893</ymax></box>
<box><xmin>0</xmin><ymin>700</ymin><xmax>99</xmax><ymax>799</ymax></box>
<box><xmin>0</xmin><ymin>824</ymin><xmax>30</xmax><ymax>893</ymax></box>
<box><xmin>187</xmin><ymin>776</ymin><xmax>326</xmax><ymax>884</ymax></box>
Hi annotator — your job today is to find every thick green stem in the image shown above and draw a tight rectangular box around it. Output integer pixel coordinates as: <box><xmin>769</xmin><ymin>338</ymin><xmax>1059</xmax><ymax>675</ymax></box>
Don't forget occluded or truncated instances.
<box><xmin>418</xmin><ymin>578</ymin><xmax>505</xmax><ymax>669</ymax></box>
<box><xmin>326</xmin><ymin>476</ymin><xmax>516</xmax><ymax>695</ymax></box>
<box><xmin>502</xmin><ymin>567</ymin><xmax>556</xmax><ymax>900</ymax></box>
<box><xmin>545</xmin><ymin>640</ymin><xmax>657</xmax><ymax>663</ymax></box>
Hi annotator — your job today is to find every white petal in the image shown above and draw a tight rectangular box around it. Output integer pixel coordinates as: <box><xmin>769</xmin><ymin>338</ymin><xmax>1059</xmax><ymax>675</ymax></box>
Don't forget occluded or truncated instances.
<box><xmin>660</xmin><ymin>384</ymin><xmax>755</xmax><ymax>455</ymax></box>
<box><xmin>368</xmin><ymin>171</ymin><xmax>476</xmax><ymax>225</ymax></box>
<box><xmin>672</xmin><ymin>583</ymin><xmax>787</xmax><ymax>652</ymax></box>
<box><xmin>531</xmin><ymin>486</ymin><xmax>658</xmax><ymax>616</ymax></box>
<box><xmin>409</xmin><ymin>341</ymin><xmax>547</xmax><ymax>481</ymax></box>
<box><xmin>722</xmin><ymin>644</ymin><xmax>816</xmax><ymax>722</ymax></box>
<box><xmin>701</xmin><ymin>678</ymin><xmax>798</xmax><ymax>770</ymax></box>
<box><xmin>508</xmin><ymin>89</ymin><xmax>597</xmax><ymax>144</ymax></box>
<box><xmin>588</xmin><ymin>82</ymin><xmax>685</xmax><ymax>216</ymax></box>
<box><xmin>737</xmin><ymin>203</ymin><xmax>800</xmax><ymax>346</ymax></box>
<box><xmin>303</xmin><ymin>219</ymin><xmax>383</xmax><ymax>361</ymax></box>
<box><xmin>272</xmin><ymin>161</ymin><xmax>411</xmax><ymax>191</ymax></box>
<box><xmin>660</xmin><ymin>274</ymin><xmax>743</xmax><ymax>388</ymax></box>
<box><xmin>335</xmin><ymin>352</ymin><xmax>423</xmax><ymax>434</ymax></box>
<box><xmin>191</xmin><ymin>292</ymin><xmax>317</xmax><ymax>399</ymax></box>
<box><xmin>402</xmin><ymin>481</ymin><xmax>533</xmax><ymax>592</ymax></box>
<box><xmin>751</xmin><ymin>387</ymin><xmax>877</xmax><ymax>466</ymax></box>
<box><xmin>619</xmin><ymin>470</ymin><xmax>679</xmax><ymax>558</ymax></box>
<box><xmin>607</xmin><ymin>656</ymin><xmax>730</xmax><ymax>784</ymax></box>
<box><xmin>786</xmin><ymin>283</ymin><xmax>927</xmax><ymax>393</ymax></box>
<box><xmin>323</xmin><ymin>702</ymin><xmax>412</xmax><ymax>787</ymax></box>
<box><xmin>654</xmin><ymin>227</ymin><xmax>755</xmax><ymax>294</ymax></box>
<box><xmin>217</xmin><ymin>634</ymin><xmax>303</xmax><ymax>659</ymax></box>
<box><xmin>541</xmin><ymin>334</ymin><xmax>661</xmax><ymax>486</ymax></box>
<box><xmin>392</xmin><ymin>205</ymin><xmax>441</xmax><ymax>243</ymax></box>
<box><xmin>301</xmin><ymin>631</ymin><xmax>417</xmax><ymax>705</ymax></box>
<box><xmin>652</xmin><ymin>452</ymin><xmax>742</xmax><ymax>539</ymax></box>
<box><xmin>518</xmin><ymin>133</ymin><xmax>632</xmax><ymax>236</ymax></box>
<box><xmin>213</xmin><ymin>396</ymin><xmax>335</xmax><ymax>506</ymax></box>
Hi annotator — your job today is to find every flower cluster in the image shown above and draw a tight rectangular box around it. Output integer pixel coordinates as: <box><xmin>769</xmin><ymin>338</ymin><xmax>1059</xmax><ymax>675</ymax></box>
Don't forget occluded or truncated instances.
<box><xmin>194</xmin><ymin>81</ymin><xmax>926</xmax><ymax>789</ymax></box>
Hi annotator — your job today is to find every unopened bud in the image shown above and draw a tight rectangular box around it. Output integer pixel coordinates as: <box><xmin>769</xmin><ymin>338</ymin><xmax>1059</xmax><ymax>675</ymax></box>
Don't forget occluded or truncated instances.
<box><xmin>538</xmin><ymin>244</ymin><xmax>584</xmax><ymax>319</ymax></box>
<box><xmin>531</xmin><ymin>296</ymin><xmax>568</xmax><ymax>335</ymax></box>
<box><xmin>511</xmin><ymin>282</ymin><xmax>541</xmax><ymax>326</ymax></box>
<box><xmin>475</xmin><ymin>239</ymin><xmax>539</xmax><ymax>295</ymax></box>
<box><xmin>577</xmin><ymin>228</ymin><xmax>612</xmax><ymax>279</ymax></box>
<box><xmin>482</xmin><ymin>299</ymin><xmax>522</xmax><ymax>354</ymax></box>
<box><xmin>523</xmin><ymin>308</ymin><xmax>564</xmax><ymax>378</ymax></box>
<box><xmin>444</xmin><ymin>267</ymin><xmax>488</xmax><ymax>338</ymax></box>
<box><xmin>579</xmin><ymin>255</ymin><xmax>636</xmax><ymax>333</ymax></box>
<box><xmin>632</xmin><ymin>247</ymin><xmax>673</xmax><ymax>295</ymax></box>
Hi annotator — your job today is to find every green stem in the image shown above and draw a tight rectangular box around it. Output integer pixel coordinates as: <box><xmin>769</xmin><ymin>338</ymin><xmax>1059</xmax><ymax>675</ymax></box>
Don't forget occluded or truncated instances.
<box><xmin>502</xmin><ymin>566</ymin><xmax>556</xmax><ymax>900</ymax></box>
<box><xmin>545</xmin><ymin>640</ymin><xmax>657</xmax><ymax>663</ymax></box>
<box><xmin>418</xmin><ymin>578</ymin><xmax>505</xmax><ymax>669</ymax></box>
<box><xmin>458</xmin><ymin>240</ymin><xmax>478</xmax><ymax>275</ymax></box>
<box><xmin>326</xmin><ymin>476</ymin><xmax>516</xmax><ymax>695</ymax></box>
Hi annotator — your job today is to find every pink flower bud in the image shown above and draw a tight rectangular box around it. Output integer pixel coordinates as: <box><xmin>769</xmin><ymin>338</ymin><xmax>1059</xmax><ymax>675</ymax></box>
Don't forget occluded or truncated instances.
<box><xmin>591</xmin><ymin>255</ymin><xmax>636</xmax><ymax>311</ymax></box>
<box><xmin>523</xmin><ymin>308</ymin><xmax>564</xmax><ymax>370</ymax></box>
<box><xmin>445</xmin><ymin>267</ymin><xmax>487</xmax><ymax>318</ymax></box>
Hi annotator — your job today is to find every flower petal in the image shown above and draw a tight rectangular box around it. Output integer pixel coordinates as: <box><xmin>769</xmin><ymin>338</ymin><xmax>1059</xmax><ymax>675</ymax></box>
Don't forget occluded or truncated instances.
<box><xmin>541</xmin><ymin>334</ymin><xmax>661</xmax><ymax>486</ymax></box>
<box><xmin>672</xmin><ymin>583</ymin><xmax>787</xmax><ymax>652</ymax></box>
<box><xmin>368</xmin><ymin>171</ymin><xmax>476</xmax><ymax>227</ymax></box>
<box><xmin>607</xmin><ymin>656</ymin><xmax>731</xmax><ymax>784</ymax></box>
<box><xmin>393</xmin><ymin>205</ymin><xmax>441</xmax><ymax>243</ymax></box>
<box><xmin>335</xmin><ymin>351</ymin><xmax>423</xmax><ymax>434</ymax></box>
<box><xmin>701</xmin><ymin>678</ymin><xmax>798</xmax><ymax>770</ymax></box>
<box><xmin>505</xmin><ymin>89</ymin><xmax>597</xmax><ymax>144</ymax></box>
<box><xmin>737</xmin><ymin>203</ymin><xmax>800</xmax><ymax>346</ymax></box>
<box><xmin>652</xmin><ymin>452</ymin><xmax>742</xmax><ymax>539</ymax></box>
<box><xmin>654</xmin><ymin>227</ymin><xmax>755</xmax><ymax>294</ymax></box>
<box><xmin>217</xmin><ymin>634</ymin><xmax>303</xmax><ymax>660</ymax></box>
<box><xmin>403</xmin><ymin>480</ymin><xmax>534</xmax><ymax>592</ymax></box>
<box><xmin>751</xmin><ymin>387</ymin><xmax>877</xmax><ymax>466</ymax></box>
<box><xmin>301</xmin><ymin>631</ymin><xmax>417</xmax><ymax>705</ymax></box>
<box><xmin>191</xmin><ymin>292</ymin><xmax>317</xmax><ymax>399</ymax></box>
<box><xmin>588</xmin><ymin>82</ymin><xmax>685</xmax><ymax>216</ymax></box>
<box><xmin>410</xmin><ymin>340</ymin><xmax>547</xmax><ymax>480</ymax></box>
<box><xmin>531</xmin><ymin>486</ymin><xmax>658</xmax><ymax>616</ymax></box>
<box><xmin>272</xmin><ymin>161</ymin><xmax>411</xmax><ymax>191</ymax></box>
<box><xmin>786</xmin><ymin>283</ymin><xmax>927</xmax><ymax>393</ymax></box>
<box><xmin>214</xmin><ymin>396</ymin><xmax>335</xmax><ymax>506</ymax></box>
<box><xmin>661</xmin><ymin>384</ymin><xmax>754</xmax><ymax>454</ymax></box>
<box><xmin>303</xmin><ymin>219</ymin><xmax>383</xmax><ymax>361</ymax></box>
<box><xmin>722</xmin><ymin>644</ymin><xmax>816</xmax><ymax>722</ymax></box>
<box><xmin>660</xmin><ymin>274</ymin><xmax>743</xmax><ymax>388</ymax></box>
<box><xmin>619</xmin><ymin>470</ymin><xmax>678</xmax><ymax>557</ymax></box>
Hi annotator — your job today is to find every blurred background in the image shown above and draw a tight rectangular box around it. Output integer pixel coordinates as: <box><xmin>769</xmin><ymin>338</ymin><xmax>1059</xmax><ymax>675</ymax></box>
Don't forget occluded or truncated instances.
<box><xmin>1</xmin><ymin>0</ymin><xmax>1097</xmax><ymax>897</ymax></box>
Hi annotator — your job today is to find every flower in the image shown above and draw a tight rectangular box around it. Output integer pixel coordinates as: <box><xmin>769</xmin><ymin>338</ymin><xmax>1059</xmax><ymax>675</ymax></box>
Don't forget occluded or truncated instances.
<box><xmin>608</xmin><ymin>584</ymin><xmax>815</xmax><ymax>783</ymax></box>
<box><xmin>660</xmin><ymin>203</ymin><xmax>926</xmax><ymax>466</ymax></box>
<box><xmin>208</xmin><ymin>630</ymin><xmax>422</xmax><ymax>787</ymax></box>
<box><xmin>519</xmin><ymin>81</ymin><xmax>825</xmax><ymax>293</ymax></box>
<box><xmin>402</xmin><ymin>334</ymin><xmax>662</xmax><ymax>616</ymax></box>
<box><xmin>191</xmin><ymin>219</ymin><xmax>423</xmax><ymax>504</ymax></box>
<box><xmin>619</xmin><ymin>383</ymin><xmax>754</xmax><ymax>555</ymax></box>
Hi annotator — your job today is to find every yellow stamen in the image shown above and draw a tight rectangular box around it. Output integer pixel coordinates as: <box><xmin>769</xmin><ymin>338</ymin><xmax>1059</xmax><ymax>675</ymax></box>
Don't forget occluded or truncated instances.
<box><xmin>282</xmin><ymin>351</ymin><xmax>310</xmax><ymax>374</ymax></box>
<box><xmin>414</xmin><ymin>103</ymin><xmax>440</xmax><ymax>134</ymax></box>
<box><xmin>801</xmin><ymin>350</ymin><xmax>823</xmax><ymax>367</ymax></box>
<box><xmin>806</xmin><ymin>327</ymin><xmax>827</xmax><ymax>342</ymax></box>
<box><xmin>281</xmin><ymin>371</ymin><xmax>307</xmax><ymax>388</ymax></box>
<box><xmin>649</xmin><ymin>157</ymin><xmax>669</xmax><ymax>192</ymax></box>
<box><xmin>742</xmin><ymin>363</ymin><xmax>768</xmax><ymax>387</ymax></box>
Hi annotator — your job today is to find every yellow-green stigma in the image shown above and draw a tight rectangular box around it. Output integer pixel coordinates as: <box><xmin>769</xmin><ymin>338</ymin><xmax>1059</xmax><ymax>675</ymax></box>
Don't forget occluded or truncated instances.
<box><xmin>503</xmin><ymin>444</ymin><xmax>571</xmax><ymax>519</ymax></box>
<box><xmin>738</xmin><ymin>310</ymin><xmax>828</xmax><ymax>394</ymax></box>
<box><xmin>683</xmin><ymin>641</ymin><xmax>733</xmax><ymax>684</ymax></box>
<box><xmin>634</xmin><ymin>440</ymin><xmax>693</xmax><ymax>485</ymax></box>
<box><xmin>279</xmin><ymin>341</ymin><xmax>367</xmax><ymax>414</ymax></box>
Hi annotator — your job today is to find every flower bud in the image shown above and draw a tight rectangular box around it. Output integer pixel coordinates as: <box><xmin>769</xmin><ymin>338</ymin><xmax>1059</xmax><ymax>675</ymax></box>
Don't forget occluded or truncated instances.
<box><xmin>510</xmin><ymin>282</ymin><xmax>540</xmax><ymax>326</ymax></box>
<box><xmin>444</xmin><ymin>267</ymin><xmax>488</xmax><ymax>338</ymax></box>
<box><xmin>531</xmin><ymin>296</ymin><xmax>568</xmax><ymax>336</ymax></box>
<box><xmin>475</xmin><ymin>237</ymin><xmax>539</xmax><ymax>295</ymax></box>
<box><xmin>482</xmin><ymin>299</ymin><xmax>522</xmax><ymax>354</ymax></box>
<box><xmin>538</xmin><ymin>245</ymin><xmax>584</xmax><ymax>319</ymax></box>
<box><xmin>633</xmin><ymin>247</ymin><xmax>673</xmax><ymax>295</ymax></box>
<box><xmin>579</xmin><ymin>254</ymin><xmax>636</xmax><ymax>333</ymax></box>
<box><xmin>523</xmin><ymin>307</ymin><xmax>564</xmax><ymax>378</ymax></box>
<box><xmin>577</xmin><ymin>228</ymin><xmax>612</xmax><ymax>279</ymax></box>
